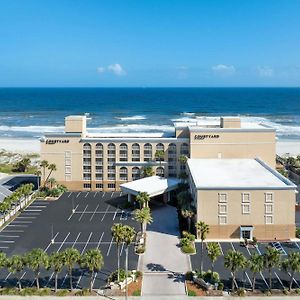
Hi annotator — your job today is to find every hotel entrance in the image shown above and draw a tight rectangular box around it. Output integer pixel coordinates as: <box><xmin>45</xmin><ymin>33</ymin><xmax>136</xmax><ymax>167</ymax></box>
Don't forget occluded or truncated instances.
<box><xmin>240</xmin><ymin>225</ymin><xmax>254</xmax><ymax>240</ymax></box>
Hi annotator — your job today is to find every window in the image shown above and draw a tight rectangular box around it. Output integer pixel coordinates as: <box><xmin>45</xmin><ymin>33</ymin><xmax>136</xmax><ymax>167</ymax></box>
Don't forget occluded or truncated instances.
<box><xmin>218</xmin><ymin>204</ymin><xmax>227</xmax><ymax>214</ymax></box>
<box><xmin>119</xmin><ymin>143</ymin><xmax>128</xmax><ymax>161</ymax></box>
<box><xmin>265</xmin><ymin>193</ymin><xmax>273</xmax><ymax>203</ymax></box>
<box><xmin>265</xmin><ymin>204</ymin><xmax>273</xmax><ymax>214</ymax></box>
<box><xmin>180</xmin><ymin>143</ymin><xmax>189</xmax><ymax>155</ymax></box>
<box><xmin>144</xmin><ymin>143</ymin><xmax>152</xmax><ymax>161</ymax></box>
<box><xmin>65</xmin><ymin>166</ymin><xmax>71</xmax><ymax>174</ymax></box>
<box><xmin>83</xmin><ymin>174</ymin><xmax>91</xmax><ymax>180</ymax></box>
<box><xmin>65</xmin><ymin>151</ymin><xmax>71</xmax><ymax>158</ymax></box>
<box><xmin>83</xmin><ymin>166</ymin><xmax>91</xmax><ymax>171</ymax></box>
<box><xmin>83</xmin><ymin>183</ymin><xmax>91</xmax><ymax>189</ymax></box>
<box><xmin>132</xmin><ymin>143</ymin><xmax>140</xmax><ymax>161</ymax></box>
<box><xmin>242</xmin><ymin>204</ymin><xmax>250</xmax><ymax>214</ymax></box>
<box><xmin>242</xmin><ymin>193</ymin><xmax>250</xmax><ymax>203</ymax></box>
<box><xmin>218</xmin><ymin>215</ymin><xmax>227</xmax><ymax>225</ymax></box>
<box><xmin>265</xmin><ymin>215</ymin><xmax>273</xmax><ymax>224</ymax></box>
<box><xmin>242</xmin><ymin>230</ymin><xmax>251</xmax><ymax>239</ymax></box>
<box><xmin>218</xmin><ymin>193</ymin><xmax>227</xmax><ymax>203</ymax></box>
<box><xmin>107</xmin><ymin>143</ymin><xmax>116</xmax><ymax>156</ymax></box>
<box><xmin>96</xmin><ymin>183</ymin><xmax>103</xmax><ymax>189</ymax></box>
<box><xmin>95</xmin><ymin>174</ymin><xmax>103</xmax><ymax>180</ymax></box>
<box><xmin>108</xmin><ymin>174</ymin><xmax>116</xmax><ymax>180</ymax></box>
<box><xmin>108</xmin><ymin>183</ymin><xmax>115</xmax><ymax>189</ymax></box>
<box><xmin>65</xmin><ymin>159</ymin><xmax>71</xmax><ymax>166</ymax></box>
<box><xmin>132</xmin><ymin>167</ymin><xmax>140</xmax><ymax>180</ymax></box>
<box><xmin>119</xmin><ymin>167</ymin><xmax>128</xmax><ymax>181</ymax></box>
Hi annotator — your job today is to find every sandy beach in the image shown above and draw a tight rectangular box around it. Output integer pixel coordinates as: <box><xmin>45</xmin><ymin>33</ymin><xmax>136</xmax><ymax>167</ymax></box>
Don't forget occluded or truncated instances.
<box><xmin>0</xmin><ymin>137</ymin><xmax>299</xmax><ymax>157</ymax></box>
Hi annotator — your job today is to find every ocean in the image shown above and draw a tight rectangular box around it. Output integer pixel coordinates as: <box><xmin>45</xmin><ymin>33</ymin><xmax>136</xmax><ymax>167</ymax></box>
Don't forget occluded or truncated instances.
<box><xmin>0</xmin><ymin>87</ymin><xmax>300</xmax><ymax>140</ymax></box>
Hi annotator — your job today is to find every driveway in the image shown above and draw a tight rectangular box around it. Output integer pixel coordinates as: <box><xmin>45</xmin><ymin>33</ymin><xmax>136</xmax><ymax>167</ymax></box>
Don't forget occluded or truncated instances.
<box><xmin>139</xmin><ymin>204</ymin><xmax>191</xmax><ymax>296</ymax></box>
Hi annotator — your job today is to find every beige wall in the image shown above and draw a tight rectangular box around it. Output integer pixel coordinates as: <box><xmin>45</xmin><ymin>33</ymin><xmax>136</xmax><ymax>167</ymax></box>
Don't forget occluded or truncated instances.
<box><xmin>196</xmin><ymin>189</ymin><xmax>296</xmax><ymax>240</ymax></box>
<box><xmin>190</xmin><ymin>130</ymin><xmax>276</xmax><ymax>167</ymax></box>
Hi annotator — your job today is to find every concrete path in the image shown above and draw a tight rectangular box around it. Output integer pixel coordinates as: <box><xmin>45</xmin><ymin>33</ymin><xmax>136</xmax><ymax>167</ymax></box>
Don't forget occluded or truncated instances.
<box><xmin>139</xmin><ymin>204</ymin><xmax>191</xmax><ymax>296</ymax></box>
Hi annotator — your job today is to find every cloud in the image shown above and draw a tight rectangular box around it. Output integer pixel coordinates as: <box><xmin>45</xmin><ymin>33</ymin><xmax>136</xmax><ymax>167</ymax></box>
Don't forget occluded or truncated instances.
<box><xmin>257</xmin><ymin>66</ymin><xmax>274</xmax><ymax>77</ymax></box>
<box><xmin>212</xmin><ymin>64</ymin><xmax>235</xmax><ymax>75</ymax></box>
<box><xmin>97</xmin><ymin>63</ymin><xmax>126</xmax><ymax>76</ymax></box>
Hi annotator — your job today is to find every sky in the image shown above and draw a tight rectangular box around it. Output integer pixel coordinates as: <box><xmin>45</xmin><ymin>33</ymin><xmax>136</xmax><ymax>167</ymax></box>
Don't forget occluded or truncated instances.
<box><xmin>0</xmin><ymin>0</ymin><xmax>300</xmax><ymax>87</ymax></box>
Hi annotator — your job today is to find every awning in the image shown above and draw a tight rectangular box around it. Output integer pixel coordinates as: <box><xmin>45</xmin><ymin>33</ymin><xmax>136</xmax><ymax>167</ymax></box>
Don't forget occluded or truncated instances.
<box><xmin>120</xmin><ymin>176</ymin><xmax>181</xmax><ymax>197</ymax></box>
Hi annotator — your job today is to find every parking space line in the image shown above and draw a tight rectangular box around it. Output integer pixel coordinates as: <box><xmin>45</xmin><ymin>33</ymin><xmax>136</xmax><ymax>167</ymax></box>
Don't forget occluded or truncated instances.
<box><xmin>120</xmin><ymin>192</ymin><xmax>122</xmax><ymax>196</ymax></box>
<box><xmin>295</xmin><ymin>242</ymin><xmax>300</xmax><ymax>251</ymax></box>
<box><xmin>102</xmin><ymin>192</ymin><xmax>105</xmax><ymax>198</ymax></box>
<box><xmin>0</xmin><ymin>241</ymin><xmax>15</xmax><ymax>243</ymax></box>
<box><xmin>76</xmin><ymin>192</ymin><xmax>81</xmax><ymax>198</ymax></box>
<box><xmin>11</xmin><ymin>221</ymin><xmax>32</xmax><ymax>224</ymax></box>
<box><xmin>0</xmin><ymin>246</ymin><xmax>8</xmax><ymax>249</ymax></box>
<box><xmin>120</xmin><ymin>242</ymin><xmax>125</xmax><ymax>256</ymax></box>
<box><xmin>56</xmin><ymin>232</ymin><xmax>71</xmax><ymax>252</ymax></box>
<box><xmin>230</xmin><ymin>242</ymin><xmax>236</xmax><ymax>251</ymax></box>
<box><xmin>67</xmin><ymin>204</ymin><xmax>79</xmax><ymax>221</ymax></box>
<box><xmin>16</xmin><ymin>216</ymin><xmax>36</xmax><ymax>219</ymax></box>
<box><xmin>78</xmin><ymin>205</ymin><xmax>88</xmax><ymax>221</ymax></box>
<box><xmin>1</xmin><ymin>230</ymin><xmax>24</xmax><ymax>233</ymax></box>
<box><xmin>113</xmin><ymin>208</ymin><xmax>119</xmax><ymax>221</ymax></box>
<box><xmin>44</xmin><ymin>232</ymin><xmax>59</xmax><ymax>252</ymax></box>
<box><xmin>274</xmin><ymin>271</ymin><xmax>285</xmax><ymax>289</ymax></box>
<box><xmin>96</xmin><ymin>232</ymin><xmax>104</xmax><ymax>249</ymax></box>
<box><xmin>245</xmin><ymin>272</ymin><xmax>253</xmax><ymax>288</ymax></box>
<box><xmin>90</xmin><ymin>205</ymin><xmax>99</xmax><ymax>221</ymax></box>
<box><xmin>6</xmin><ymin>225</ymin><xmax>27</xmax><ymax>227</ymax></box>
<box><xmin>94</xmin><ymin>192</ymin><xmax>98</xmax><ymax>198</ymax></box>
<box><xmin>85</xmin><ymin>192</ymin><xmax>89</xmax><ymax>198</ymax></box>
<box><xmin>107</xmin><ymin>237</ymin><xmax>114</xmax><ymax>256</ymax></box>
<box><xmin>272</xmin><ymin>241</ymin><xmax>287</xmax><ymax>255</ymax></box>
<box><xmin>101</xmin><ymin>205</ymin><xmax>110</xmax><ymax>222</ymax></box>
<box><xmin>30</xmin><ymin>206</ymin><xmax>47</xmax><ymax>208</ymax></box>
<box><xmin>24</xmin><ymin>209</ymin><xmax>42</xmax><ymax>212</ymax></box>
<box><xmin>68</xmin><ymin>192</ymin><xmax>73</xmax><ymax>198</ymax></box>
<box><xmin>111</xmin><ymin>192</ymin><xmax>114</xmax><ymax>198</ymax></box>
<box><xmin>218</xmin><ymin>242</ymin><xmax>224</xmax><ymax>255</ymax></box>
<box><xmin>0</xmin><ymin>235</ymin><xmax>19</xmax><ymax>238</ymax></box>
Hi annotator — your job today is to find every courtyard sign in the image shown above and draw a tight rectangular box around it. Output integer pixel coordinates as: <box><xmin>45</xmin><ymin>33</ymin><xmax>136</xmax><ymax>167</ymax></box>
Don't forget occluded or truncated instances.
<box><xmin>194</xmin><ymin>134</ymin><xmax>220</xmax><ymax>140</ymax></box>
<box><xmin>46</xmin><ymin>139</ymin><xmax>70</xmax><ymax>145</ymax></box>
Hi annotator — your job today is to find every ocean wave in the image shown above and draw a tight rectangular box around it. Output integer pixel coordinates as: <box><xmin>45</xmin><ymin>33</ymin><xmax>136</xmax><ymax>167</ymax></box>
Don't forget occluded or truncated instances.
<box><xmin>115</xmin><ymin>115</ymin><xmax>146</xmax><ymax>121</ymax></box>
<box><xmin>89</xmin><ymin>124</ymin><xmax>174</xmax><ymax>133</ymax></box>
<box><xmin>0</xmin><ymin>125</ymin><xmax>64</xmax><ymax>133</ymax></box>
<box><xmin>180</xmin><ymin>112</ymin><xmax>196</xmax><ymax>117</ymax></box>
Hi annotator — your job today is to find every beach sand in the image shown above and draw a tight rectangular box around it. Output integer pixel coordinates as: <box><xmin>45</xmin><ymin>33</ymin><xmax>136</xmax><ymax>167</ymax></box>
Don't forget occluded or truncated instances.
<box><xmin>0</xmin><ymin>137</ymin><xmax>299</xmax><ymax>157</ymax></box>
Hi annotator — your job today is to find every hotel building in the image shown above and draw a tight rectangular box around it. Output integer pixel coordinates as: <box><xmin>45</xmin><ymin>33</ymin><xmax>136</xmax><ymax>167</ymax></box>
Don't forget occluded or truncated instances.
<box><xmin>40</xmin><ymin>115</ymin><xmax>297</xmax><ymax>240</ymax></box>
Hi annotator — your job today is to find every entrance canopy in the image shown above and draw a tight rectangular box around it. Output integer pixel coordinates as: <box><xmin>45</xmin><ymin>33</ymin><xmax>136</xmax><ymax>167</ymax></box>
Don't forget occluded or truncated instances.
<box><xmin>120</xmin><ymin>176</ymin><xmax>181</xmax><ymax>198</ymax></box>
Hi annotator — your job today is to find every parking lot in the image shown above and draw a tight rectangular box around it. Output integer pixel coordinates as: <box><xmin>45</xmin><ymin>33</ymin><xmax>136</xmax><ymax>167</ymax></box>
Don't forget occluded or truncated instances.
<box><xmin>0</xmin><ymin>191</ymin><xmax>139</xmax><ymax>289</ymax></box>
<box><xmin>191</xmin><ymin>240</ymin><xmax>300</xmax><ymax>290</ymax></box>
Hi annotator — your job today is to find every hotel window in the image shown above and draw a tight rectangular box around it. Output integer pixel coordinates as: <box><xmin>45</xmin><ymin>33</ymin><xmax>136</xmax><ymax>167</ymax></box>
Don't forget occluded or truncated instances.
<box><xmin>218</xmin><ymin>215</ymin><xmax>227</xmax><ymax>225</ymax></box>
<box><xmin>132</xmin><ymin>143</ymin><xmax>140</xmax><ymax>161</ymax></box>
<box><xmin>156</xmin><ymin>167</ymin><xmax>164</xmax><ymax>177</ymax></box>
<box><xmin>95</xmin><ymin>174</ymin><xmax>103</xmax><ymax>181</ymax></box>
<box><xmin>242</xmin><ymin>193</ymin><xmax>250</xmax><ymax>203</ymax></box>
<box><xmin>218</xmin><ymin>204</ymin><xmax>227</xmax><ymax>214</ymax></box>
<box><xmin>218</xmin><ymin>193</ymin><xmax>227</xmax><ymax>203</ymax></box>
<box><xmin>144</xmin><ymin>143</ymin><xmax>152</xmax><ymax>161</ymax></box>
<box><xmin>265</xmin><ymin>215</ymin><xmax>273</xmax><ymax>224</ymax></box>
<box><xmin>95</xmin><ymin>166</ymin><xmax>103</xmax><ymax>172</ymax></box>
<box><xmin>119</xmin><ymin>167</ymin><xmax>128</xmax><ymax>181</ymax></box>
<box><xmin>119</xmin><ymin>143</ymin><xmax>128</xmax><ymax>161</ymax></box>
<box><xmin>83</xmin><ymin>183</ymin><xmax>91</xmax><ymax>189</ymax></box>
<box><xmin>132</xmin><ymin>167</ymin><xmax>140</xmax><ymax>180</ymax></box>
<box><xmin>65</xmin><ymin>158</ymin><xmax>71</xmax><ymax>166</ymax></box>
<box><xmin>95</xmin><ymin>143</ymin><xmax>103</xmax><ymax>157</ymax></box>
<box><xmin>107</xmin><ymin>143</ymin><xmax>116</xmax><ymax>157</ymax></box>
<box><xmin>242</xmin><ymin>204</ymin><xmax>250</xmax><ymax>214</ymax></box>
<box><xmin>65</xmin><ymin>166</ymin><xmax>71</xmax><ymax>174</ymax></box>
<box><xmin>168</xmin><ymin>143</ymin><xmax>177</xmax><ymax>156</ymax></box>
<box><xmin>95</xmin><ymin>158</ymin><xmax>103</xmax><ymax>166</ymax></box>
<box><xmin>180</xmin><ymin>143</ymin><xmax>189</xmax><ymax>156</ymax></box>
<box><xmin>96</xmin><ymin>183</ymin><xmax>103</xmax><ymax>189</ymax></box>
<box><xmin>108</xmin><ymin>183</ymin><xmax>115</xmax><ymax>189</ymax></box>
<box><xmin>108</xmin><ymin>157</ymin><xmax>116</xmax><ymax>163</ymax></box>
<box><xmin>265</xmin><ymin>204</ymin><xmax>274</xmax><ymax>214</ymax></box>
<box><xmin>265</xmin><ymin>193</ymin><xmax>274</xmax><ymax>203</ymax></box>
<box><xmin>83</xmin><ymin>174</ymin><xmax>91</xmax><ymax>181</ymax></box>
<box><xmin>83</xmin><ymin>158</ymin><xmax>91</xmax><ymax>165</ymax></box>
<box><xmin>155</xmin><ymin>143</ymin><xmax>165</xmax><ymax>161</ymax></box>
<box><xmin>65</xmin><ymin>151</ymin><xmax>71</xmax><ymax>158</ymax></box>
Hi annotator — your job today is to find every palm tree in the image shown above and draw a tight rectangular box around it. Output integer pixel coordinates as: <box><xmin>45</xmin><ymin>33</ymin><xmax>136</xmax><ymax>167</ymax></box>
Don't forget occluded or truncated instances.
<box><xmin>196</xmin><ymin>221</ymin><xmax>210</xmax><ymax>273</ymax></box>
<box><xmin>111</xmin><ymin>223</ymin><xmax>124</xmax><ymax>282</ymax></box>
<box><xmin>224</xmin><ymin>250</ymin><xmax>248</xmax><ymax>292</ymax></box>
<box><xmin>176</xmin><ymin>191</ymin><xmax>191</xmax><ymax>209</ymax></box>
<box><xmin>142</xmin><ymin>166</ymin><xmax>154</xmax><ymax>178</ymax></box>
<box><xmin>136</xmin><ymin>192</ymin><xmax>150</xmax><ymax>208</ymax></box>
<box><xmin>22</xmin><ymin>183</ymin><xmax>34</xmax><ymax>205</ymax></box>
<box><xmin>34</xmin><ymin>170</ymin><xmax>42</xmax><ymax>190</ymax></box>
<box><xmin>24</xmin><ymin>248</ymin><xmax>48</xmax><ymax>289</ymax></box>
<box><xmin>48</xmin><ymin>177</ymin><xmax>57</xmax><ymax>189</ymax></box>
<box><xmin>134</xmin><ymin>207</ymin><xmax>153</xmax><ymax>234</ymax></box>
<box><xmin>7</xmin><ymin>255</ymin><xmax>24</xmax><ymax>290</ymax></box>
<box><xmin>63</xmin><ymin>247</ymin><xmax>80</xmax><ymax>291</ymax></box>
<box><xmin>207</xmin><ymin>242</ymin><xmax>221</xmax><ymax>273</ymax></box>
<box><xmin>122</xmin><ymin>225</ymin><xmax>136</xmax><ymax>300</ymax></box>
<box><xmin>45</xmin><ymin>163</ymin><xmax>57</xmax><ymax>185</ymax></box>
<box><xmin>40</xmin><ymin>160</ymin><xmax>49</xmax><ymax>187</ymax></box>
<box><xmin>48</xmin><ymin>252</ymin><xmax>66</xmax><ymax>292</ymax></box>
<box><xmin>80</xmin><ymin>249</ymin><xmax>104</xmax><ymax>292</ymax></box>
<box><xmin>178</xmin><ymin>154</ymin><xmax>188</xmax><ymax>165</ymax></box>
<box><xmin>263</xmin><ymin>246</ymin><xmax>280</xmax><ymax>291</ymax></box>
<box><xmin>281</xmin><ymin>251</ymin><xmax>300</xmax><ymax>291</ymax></box>
<box><xmin>249</xmin><ymin>253</ymin><xmax>264</xmax><ymax>292</ymax></box>
<box><xmin>0</xmin><ymin>252</ymin><xmax>7</xmax><ymax>272</ymax></box>
<box><xmin>181</xmin><ymin>209</ymin><xmax>194</xmax><ymax>233</ymax></box>
<box><xmin>155</xmin><ymin>150</ymin><xmax>164</xmax><ymax>167</ymax></box>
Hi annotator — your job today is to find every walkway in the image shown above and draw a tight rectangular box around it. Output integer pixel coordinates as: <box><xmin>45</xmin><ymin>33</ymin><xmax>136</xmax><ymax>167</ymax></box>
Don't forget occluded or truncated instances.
<box><xmin>139</xmin><ymin>204</ymin><xmax>191</xmax><ymax>296</ymax></box>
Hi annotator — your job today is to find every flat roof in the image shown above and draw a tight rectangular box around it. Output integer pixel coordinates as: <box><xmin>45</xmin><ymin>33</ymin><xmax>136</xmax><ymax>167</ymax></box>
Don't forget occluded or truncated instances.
<box><xmin>187</xmin><ymin>158</ymin><xmax>296</xmax><ymax>190</ymax></box>
<box><xmin>120</xmin><ymin>176</ymin><xmax>181</xmax><ymax>197</ymax></box>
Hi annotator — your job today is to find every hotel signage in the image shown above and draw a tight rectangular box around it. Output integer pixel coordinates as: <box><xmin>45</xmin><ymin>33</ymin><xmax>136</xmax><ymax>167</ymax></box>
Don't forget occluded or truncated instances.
<box><xmin>194</xmin><ymin>134</ymin><xmax>220</xmax><ymax>140</ymax></box>
<box><xmin>46</xmin><ymin>139</ymin><xmax>70</xmax><ymax>145</ymax></box>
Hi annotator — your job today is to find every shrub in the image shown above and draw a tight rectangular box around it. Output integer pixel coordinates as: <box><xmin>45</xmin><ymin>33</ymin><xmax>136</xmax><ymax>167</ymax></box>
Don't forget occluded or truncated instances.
<box><xmin>38</xmin><ymin>288</ymin><xmax>51</xmax><ymax>296</ymax></box>
<box><xmin>236</xmin><ymin>288</ymin><xmax>246</xmax><ymax>296</ymax></box>
<box><xmin>135</xmin><ymin>270</ymin><xmax>143</xmax><ymax>278</ymax></box>
<box><xmin>203</xmin><ymin>270</ymin><xmax>220</xmax><ymax>284</ymax></box>
<box><xmin>188</xmin><ymin>289</ymin><xmax>197</xmax><ymax>296</ymax></box>
<box><xmin>56</xmin><ymin>289</ymin><xmax>69</xmax><ymax>296</ymax></box>
<box><xmin>296</xmin><ymin>228</ymin><xmax>300</xmax><ymax>238</ymax></box>
<box><xmin>75</xmin><ymin>288</ymin><xmax>91</xmax><ymax>296</ymax></box>
<box><xmin>182</xmin><ymin>244</ymin><xmax>195</xmax><ymax>254</ymax></box>
<box><xmin>136</xmin><ymin>245</ymin><xmax>145</xmax><ymax>254</ymax></box>
<box><xmin>283</xmin><ymin>288</ymin><xmax>289</xmax><ymax>295</ymax></box>
<box><xmin>180</xmin><ymin>237</ymin><xmax>191</xmax><ymax>247</ymax></box>
<box><xmin>108</xmin><ymin>269</ymin><xmax>131</xmax><ymax>283</ymax></box>
<box><xmin>0</xmin><ymin>287</ymin><xmax>19</xmax><ymax>295</ymax></box>
<box><xmin>218</xmin><ymin>282</ymin><xmax>224</xmax><ymax>291</ymax></box>
<box><xmin>19</xmin><ymin>287</ymin><xmax>37</xmax><ymax>296</ymax></box>
<box><xmin>182</xmin><ymin>231</ymin><xmax>195</xmax><ymax>241</ymax></box>
<box><xmin>132</xmin><ymin>289</ymin><xmax>141</xmax><ymax>296</ymax></box>
<box><xmin>185</xmin><ymin>271</ymin><xmax>194</xmax><ymax>281</ymax></box>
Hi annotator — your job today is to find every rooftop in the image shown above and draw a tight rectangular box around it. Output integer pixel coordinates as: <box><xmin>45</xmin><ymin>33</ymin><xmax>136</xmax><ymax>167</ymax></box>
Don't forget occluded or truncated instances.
<box><xmin>187</xmin><ymin>158</ymin><xmax>296</xmax><ymax>190</ymax></box>
<box><xmin>120</xmin><ymin>176</ymin><xmax>181</xmax><ymax>197</ymax></box>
